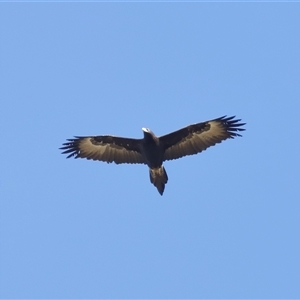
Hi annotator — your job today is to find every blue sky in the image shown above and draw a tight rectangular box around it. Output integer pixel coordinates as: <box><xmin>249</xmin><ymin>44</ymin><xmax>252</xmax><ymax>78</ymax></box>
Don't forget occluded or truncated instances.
<box><xmin>1</xmin><ymin>3</ymin><xmax>300</xmax><ymax>299</ymax></box>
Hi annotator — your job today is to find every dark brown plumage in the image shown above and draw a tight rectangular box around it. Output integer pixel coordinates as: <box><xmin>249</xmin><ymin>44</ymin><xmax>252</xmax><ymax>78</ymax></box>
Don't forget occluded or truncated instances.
<box><xmin>60</xmin><ymin>115</ymin><xmax>245</xmax><ymax>195</ymax></box>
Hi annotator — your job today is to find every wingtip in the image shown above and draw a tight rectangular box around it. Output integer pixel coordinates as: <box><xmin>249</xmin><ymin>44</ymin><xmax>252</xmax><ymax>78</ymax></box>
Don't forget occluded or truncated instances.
<box><xmin>216</xmin><ymin>115</ymin><xmax>246</xmax><ymax>138</ymax></box>
<box><xmin>60</xmin><ymin>137</ymin><xmax>82</xmax><ymax>159</ymax></box>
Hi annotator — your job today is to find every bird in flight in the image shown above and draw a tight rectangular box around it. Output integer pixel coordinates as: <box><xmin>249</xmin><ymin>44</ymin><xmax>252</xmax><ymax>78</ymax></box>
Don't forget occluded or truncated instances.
<box><xmin>60</xmin><ymin>115</ymin><xmax>245</xmax><ymax>195</ymax></box>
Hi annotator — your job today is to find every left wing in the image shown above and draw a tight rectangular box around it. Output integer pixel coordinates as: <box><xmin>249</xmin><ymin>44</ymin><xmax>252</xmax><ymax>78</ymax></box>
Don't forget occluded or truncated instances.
<box><xmin>60</xmin><ymin>135</ymin><xmax>146</xmax><ymax>164</ymax></box>
<box><xmin>160</xmin><ymin>116</ymin><xmax>245</xmax><ymax>161</ymax></box>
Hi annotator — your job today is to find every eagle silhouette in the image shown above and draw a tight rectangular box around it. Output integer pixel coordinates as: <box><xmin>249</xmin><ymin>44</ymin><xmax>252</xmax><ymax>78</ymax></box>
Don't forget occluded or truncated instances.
<box><xmin>60</xmin><ymin>115</ymin><xmax>245</xmax><ymax>195</ymax></box>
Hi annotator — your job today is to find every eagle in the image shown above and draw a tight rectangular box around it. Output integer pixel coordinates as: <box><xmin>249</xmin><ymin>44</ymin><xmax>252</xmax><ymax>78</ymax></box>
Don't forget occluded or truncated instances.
<box><xmin>60</xmin><ymin>115</ymin><xmax>245</xmax><ymax>195</ymax></box>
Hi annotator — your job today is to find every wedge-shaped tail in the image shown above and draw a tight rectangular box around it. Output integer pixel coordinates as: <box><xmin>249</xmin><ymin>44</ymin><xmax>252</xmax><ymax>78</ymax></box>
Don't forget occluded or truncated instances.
<box><xmin>149</xmin><ymin>166</ymin><xmax>168</xmax><ymax>195</ymax></box>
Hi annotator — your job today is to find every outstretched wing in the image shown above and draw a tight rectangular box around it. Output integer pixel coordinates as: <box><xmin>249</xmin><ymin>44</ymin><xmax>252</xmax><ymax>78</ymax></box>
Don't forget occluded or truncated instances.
<box><xmin>160</xmin><ymin>116</ymin><xmax>245</xmax><ymax>161</ymax></box>
<box><xmin>60</xmin><ymin>135</ymin><xmax>146</xmax><ymax>164</ymax></box>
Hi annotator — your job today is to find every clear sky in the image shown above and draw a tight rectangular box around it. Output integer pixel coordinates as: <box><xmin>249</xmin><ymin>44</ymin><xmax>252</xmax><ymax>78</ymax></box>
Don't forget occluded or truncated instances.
<box><xmin>1</xmin><ymin>3</ymin><xmax>300</xmax><ymax>299</ymax></box>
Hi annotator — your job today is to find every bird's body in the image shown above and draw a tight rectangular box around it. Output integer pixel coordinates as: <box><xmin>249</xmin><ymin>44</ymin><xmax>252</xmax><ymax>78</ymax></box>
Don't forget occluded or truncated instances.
<box><xmin>140</xmin><ymin>128</ymin><xmax>164</xmax><ymax>167</ymax></box>
<box><xmin>140</xmin><ymin>128</ymin><xmax>168</xmax><ymax>194</ymax></box>
<box><xmin>60</xmin><ymin>116</ymin><xmax>245</xmax><ymax>195</ymax></box>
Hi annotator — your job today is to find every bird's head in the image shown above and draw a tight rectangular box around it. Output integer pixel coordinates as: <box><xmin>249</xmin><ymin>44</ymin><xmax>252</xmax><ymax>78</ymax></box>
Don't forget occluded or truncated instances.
<box><xmin>142</xmin><ymin>127</ymin><xmax>151</xmax><ymax>133</ymax></box>
<box><xmin>142</xmin><ymin>127</ymin><xmax>156</xmax><ymax>140</ymax></box>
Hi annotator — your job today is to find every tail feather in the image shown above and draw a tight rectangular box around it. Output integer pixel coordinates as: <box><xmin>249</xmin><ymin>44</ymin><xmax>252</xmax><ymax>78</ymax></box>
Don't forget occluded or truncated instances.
<box><xmin>149</xmin><ymin>166</ymin><xmax>168</xmax><ymax>195</ymax></box>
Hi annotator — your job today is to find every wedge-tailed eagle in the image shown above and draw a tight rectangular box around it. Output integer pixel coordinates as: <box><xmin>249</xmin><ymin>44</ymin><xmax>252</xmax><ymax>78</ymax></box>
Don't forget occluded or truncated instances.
<box><xmin>60</xmin><ymin>115</ymin><xmax>245</xmax><ymax>195</ymax></box>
